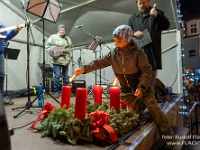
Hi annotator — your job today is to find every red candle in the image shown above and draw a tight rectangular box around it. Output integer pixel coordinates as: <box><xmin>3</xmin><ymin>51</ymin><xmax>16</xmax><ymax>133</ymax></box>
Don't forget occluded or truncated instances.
<box><xmin>60</xmin><ymin>86</ymin><xmax>71</xmax><ymax>109</ymax></box>
<box><xmin>74</xmin><ymin>88</ymin><xmax>87</xmax><ymax>120</ymax></box>
<box><xmin>93</xmin><ymin>85</ymin><xmax>102</xmax><ymax>105</ymax></box>
<box><xmin>110</xmin><ymin>87</ymin><xmax>120</xmax><ymax>111</ymax></box>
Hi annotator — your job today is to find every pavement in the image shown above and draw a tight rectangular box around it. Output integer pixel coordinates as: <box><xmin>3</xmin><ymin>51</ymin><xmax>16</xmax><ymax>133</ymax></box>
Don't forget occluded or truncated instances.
<box><xmin>5</xmin><ymin>93</ymin><xmax>110</xmax><ymax>150</ymax></box>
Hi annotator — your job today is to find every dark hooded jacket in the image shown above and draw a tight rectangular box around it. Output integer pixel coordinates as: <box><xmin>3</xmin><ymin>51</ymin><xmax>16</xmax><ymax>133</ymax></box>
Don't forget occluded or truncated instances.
<box><xmin>128</xmin><ymin>7</ymin><xmax>170</xmax><ymax>70</ymax></box>
<box><xmin>82</xmin><ymin>43</ymin><xmax>152</xmax><ymax>94</ymax></box>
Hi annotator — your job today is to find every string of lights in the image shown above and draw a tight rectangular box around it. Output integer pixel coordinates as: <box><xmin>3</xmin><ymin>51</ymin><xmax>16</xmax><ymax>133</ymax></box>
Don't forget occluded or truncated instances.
<box><xmin>176</xmin><ymin>0</ymin><xmax>188</xmax><ymax>98</ymax></box>
<box><xmin>178</xmin><ymin>0</ymin><xmax>200</xmax><ymax>102</ymax></box>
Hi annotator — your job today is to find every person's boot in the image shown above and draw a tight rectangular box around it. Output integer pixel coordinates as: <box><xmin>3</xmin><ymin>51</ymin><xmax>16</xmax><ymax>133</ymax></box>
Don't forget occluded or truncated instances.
<box><xmin>4</xmin><ymin>98</ymin><xmax>14</xmax><ymax>105</ymax></box>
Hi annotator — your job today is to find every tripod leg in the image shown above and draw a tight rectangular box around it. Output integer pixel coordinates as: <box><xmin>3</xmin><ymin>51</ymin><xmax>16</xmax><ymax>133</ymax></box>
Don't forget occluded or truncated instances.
<box><xmin>13</xmin><ymin>107</ymin><xmax>29</xmax><ymax>118</ymax></box>
<box><xmin>12</xmin><ymin>106</ymin><xmax>27</xmax><ymax>110</ymax></box>
<box><xmin>102</xmin><ymin>90</ymin><xmax>109</xmax><ymax>99</ymax></box>
<box><xmin>88</xmin><ymin>90</ymin><xmax>93</xmax><ymax>96</ymax></box>
<box><xmin>12</xmin><ymin>92</ymin><xmax>41</xmax><ymax>118</ymax></box>
<box><xmin>46</xmin><ymin>92</ymin><xmax>60</xmax><ymax>104</ymax></box>
<box><xmin>13</xmin><ymin>98</ymin><xmax>42</xmax><ymax>118</ymax></box>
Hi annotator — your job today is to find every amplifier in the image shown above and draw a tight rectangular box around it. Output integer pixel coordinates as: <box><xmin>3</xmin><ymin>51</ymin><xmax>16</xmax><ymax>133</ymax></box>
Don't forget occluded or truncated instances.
<box><xmin>44</xmin><ymin>71</ymin><xmax>53</xmax><ymax>78</ymax></box>
<box><xmin>72</xmin><ymin>80</ymin><xmax>86</xmax><ymax>95</ymax></box>
<box><xmin>50</xmin><ymin>79</ymin><xmax>62</xmax><ymax>92</ymax></box>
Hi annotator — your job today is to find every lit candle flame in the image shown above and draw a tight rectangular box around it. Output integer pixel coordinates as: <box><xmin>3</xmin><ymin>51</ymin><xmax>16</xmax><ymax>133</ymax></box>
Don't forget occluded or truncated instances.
<box><xmin>112</xmin><ymin>78</ymin><xmax>118</xmax><ymax>86</ymax></box>
<box><xmin>69</xmin><ymin>74</ymin><xmax>77</xmax><ymax>82</ymax></box>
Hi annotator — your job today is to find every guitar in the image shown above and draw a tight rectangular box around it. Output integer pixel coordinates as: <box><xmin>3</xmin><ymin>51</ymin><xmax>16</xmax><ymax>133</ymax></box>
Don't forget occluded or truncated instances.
<box><xmin>49</xmin><ymin>45</ymin><xmax>88</xmax><ymax>58</ymax></box>
<box><xmin>0</xmin><ymin>23</ymin><xmax>34</xmax><ymax>33</ymax></box>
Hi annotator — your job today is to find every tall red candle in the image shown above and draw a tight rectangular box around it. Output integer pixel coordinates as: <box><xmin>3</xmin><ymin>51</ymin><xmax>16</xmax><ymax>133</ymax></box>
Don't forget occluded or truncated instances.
<box><xmin>60</xmin><ymin>86</ymin><xmax>71</xmax><ymax>109</ymax></box>
<box><xmin>93</xmin><ymin>85</ymin><xmax>102</xmax><ymax>105</ymax></box>
<box><xmin>74</xmin><ymin>88</ymin><xmax>87</xmax><ymax>120</ymax></box>
<box><xmin>110</xmin><ymin>87</ymin><xmax>120</xmax><ymax>111</ymax></box>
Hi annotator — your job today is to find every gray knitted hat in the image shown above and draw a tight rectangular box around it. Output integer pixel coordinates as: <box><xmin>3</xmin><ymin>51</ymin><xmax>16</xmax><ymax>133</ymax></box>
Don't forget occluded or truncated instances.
<box><xmin>57</xmin><ymin>24</ymin><xmax>66</xmax><ymax>31</ymax></box>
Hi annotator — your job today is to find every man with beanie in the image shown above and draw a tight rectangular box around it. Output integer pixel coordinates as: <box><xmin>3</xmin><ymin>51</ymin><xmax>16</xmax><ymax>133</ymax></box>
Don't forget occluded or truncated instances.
<box><xmin>46</xmin><ymin>24</ymin><xmax>73</xmax><ymax>98</ymax></box>
<box><xmin>128</xmin><ymin>0</ymin><xmax>170</xmax><ymax>87</ymax></box>
<box><xmin>73</xmin><ymin>25</ymin><xmax>176</xmax><ymax>150</ymax></box>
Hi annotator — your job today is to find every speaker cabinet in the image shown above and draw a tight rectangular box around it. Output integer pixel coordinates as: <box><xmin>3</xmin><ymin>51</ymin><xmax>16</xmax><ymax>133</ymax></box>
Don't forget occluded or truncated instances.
<box><xmin>72</xmin><ymin>80</ymin><xmax>86</xmax><ymax>95</ymax></box>
<box><xmin>184</xmin><ymin>37</ymin><xmax>200</xmax><ymax>69</ymax></box>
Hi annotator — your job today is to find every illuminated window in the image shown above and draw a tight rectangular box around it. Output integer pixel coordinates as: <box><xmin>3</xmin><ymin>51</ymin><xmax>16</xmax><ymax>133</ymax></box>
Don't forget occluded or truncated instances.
<box><xmin>185</xmin><ymin>20</ymin><xmax>200</xmax><ymax>36</ymax></box>
<box><xmin>190</xmin><ymin>24</ymin><xmax>197</xmax><ymax>33</ymax></box>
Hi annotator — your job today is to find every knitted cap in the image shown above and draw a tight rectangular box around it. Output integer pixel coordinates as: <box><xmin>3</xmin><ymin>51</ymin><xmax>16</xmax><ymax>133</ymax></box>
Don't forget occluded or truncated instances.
<box><xmin>112</xmin><ymin>25</ymin><xmax>133</xmax><ymax>43</ymax></box>
<box><xmin>57</xmin><ymin>24</ymin><xmax>66</xmax><ymax>31</ymax></box>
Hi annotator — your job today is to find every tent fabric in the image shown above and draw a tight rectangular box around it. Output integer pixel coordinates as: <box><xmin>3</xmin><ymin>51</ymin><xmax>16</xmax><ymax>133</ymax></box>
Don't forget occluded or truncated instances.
<box><xmin>0</xmin><ymin>1</ymin><xmax>182</xmax><ymax>94</ymax></box>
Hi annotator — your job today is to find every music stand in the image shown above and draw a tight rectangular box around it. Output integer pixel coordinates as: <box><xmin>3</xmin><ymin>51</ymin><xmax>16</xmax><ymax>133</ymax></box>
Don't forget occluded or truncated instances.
<box><xmin>37</xmin><ymin>63</ymin><xmax>53</xmax><ymax>92</ymax></box>
<box><xmin>89</xmin><ymin>36</ymin><xmax>102</xmax><ymax>51</ymax></box>
<box><xmin>12</xmin><ymin>0</ymin><xmax>61</xmax><ymax>118</ymax></box>
<box><xmin>88</xmin><ymin>36</ymin><xmax>102</xmax><ymax>85</ymax></box>
<box><xmin>87</xmin><ymin>37</ymin><xmax>110</xmax><ymax>98</ymax></box>
<box><xmin>26</xmin><ymin>0</ymin><xmax>62</xmax><ymax>23</ymax></box>
<box><xmin>4</xmin><ymin>48</ymin><xmax>20</xmax><ymax>60</ymax></box>
<box><xmin>27</xmin><ymin>0</ymin><xmax>61</xmax><ymax>101</ymax></box>
<box><xmin>4</xmin><ymin>48</ymin><xmax>20</xmax><ymax>99</ymax></box>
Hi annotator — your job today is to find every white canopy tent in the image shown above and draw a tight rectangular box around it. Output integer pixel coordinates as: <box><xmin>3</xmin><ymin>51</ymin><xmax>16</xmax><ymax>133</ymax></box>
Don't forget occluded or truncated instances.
<box><xmin>0</xmin><ymin>0</ymin><xmax>183</xmax><ymax>93</ymax></box>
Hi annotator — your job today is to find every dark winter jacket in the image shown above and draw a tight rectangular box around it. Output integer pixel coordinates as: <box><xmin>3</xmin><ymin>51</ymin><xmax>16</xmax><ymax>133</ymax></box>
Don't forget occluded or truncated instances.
<box><xmin>82</xmin><ymin>43</ymin><xmax>152</xmax><ymax>94</ymax></box>
<box><xmin>128</xmin><ymin>7</ymin><xmax>170</xmax><ymax>70</ymax></box>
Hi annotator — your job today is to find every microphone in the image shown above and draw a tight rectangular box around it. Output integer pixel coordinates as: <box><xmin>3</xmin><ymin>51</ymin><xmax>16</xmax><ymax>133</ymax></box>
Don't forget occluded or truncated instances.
<box><xmin>20</xmin><ymin>0</ymin><xmax>25</xmax><ymax>8</ymax></box>
<box><xmin>153</xmin><ymin>3</ymin><xmax>157</xmax><ymax>8</ymax></box>
<box><xmin>75</xmin><ymin>25</ymin><xmax>83</xmax><ymax>29</ymax></box>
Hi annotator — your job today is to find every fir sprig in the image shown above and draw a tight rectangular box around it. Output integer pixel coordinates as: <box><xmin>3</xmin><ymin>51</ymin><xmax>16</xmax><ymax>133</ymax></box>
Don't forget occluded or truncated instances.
<box><xmin>37</xmin><ymin>101</ymin><xmax>138</xmax><ymax>145</ymax></box>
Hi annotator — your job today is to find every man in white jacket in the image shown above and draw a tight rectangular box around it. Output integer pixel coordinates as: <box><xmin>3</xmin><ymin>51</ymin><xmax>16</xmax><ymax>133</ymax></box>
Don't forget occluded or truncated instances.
<box><xmin>46</xmin><ymin>24</ymin><xmax>73</xmax><ymax>98</ymax></box>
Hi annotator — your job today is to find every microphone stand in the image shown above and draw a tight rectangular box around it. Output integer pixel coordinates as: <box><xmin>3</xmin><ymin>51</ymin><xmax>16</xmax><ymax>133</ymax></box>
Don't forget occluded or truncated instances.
<box><xmin>4</xmin><ymin>42</ymin><xmax>9</xmax><ymax>100</ymax></box>
<box><xmin>97</xmin><ymin>40</ymin><xmax>111</xmax><ymax>86</ymax></box>
<box><xmin>77</xmin><ymin>26</ymin><xmax>110</xmax><ymax>98</ymax></box>
<box><xmin>78</xmin><ymin>27</ymin><xmax>98</xmax><ymax>84</ymax></box>
<box><xmin>98</xmin><ymin>41</ymin><xmax>110</xmax><ymax>98</ymax></box>
<box><xmin>12</xmin><ymin>1</ymin><xmax>39</xmax><ymax>118</ymax></box>
<box><xmin>36</xmin><ymin>19</ymin><xmax>60</xmax><ymax>104</ymax></box>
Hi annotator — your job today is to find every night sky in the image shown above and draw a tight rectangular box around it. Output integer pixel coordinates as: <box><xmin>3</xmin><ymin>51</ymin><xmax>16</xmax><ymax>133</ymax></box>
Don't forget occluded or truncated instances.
<box><xmin>180</xmin><ymin>0</ymin><xmax>200</xmax><ymax>14</ymax></box>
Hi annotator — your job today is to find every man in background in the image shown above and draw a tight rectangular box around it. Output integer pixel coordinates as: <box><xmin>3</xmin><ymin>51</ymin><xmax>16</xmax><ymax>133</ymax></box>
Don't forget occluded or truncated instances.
<box><xmin>128</xmin><ymin>0</ymin><xmax>170</xmax><ymax>87</ymax></box>
<box><xmin>0</xmin><ymin>21</ymin><xmax>22</xmax><ymax>105</ymax></box>
<box><xmin>45</xmin><ymin>24</ymin><xmax>73</xmax><ymax>98</ymax></box>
